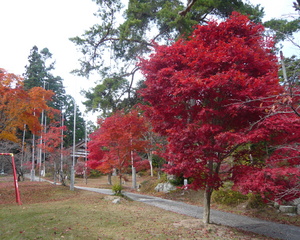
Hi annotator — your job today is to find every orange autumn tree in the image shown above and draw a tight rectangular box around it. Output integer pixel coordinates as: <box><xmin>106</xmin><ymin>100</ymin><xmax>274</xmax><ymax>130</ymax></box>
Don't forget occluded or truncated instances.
<box><xmin>0</xmin><ymin>68</ymin><xmax>55</xmax><ymax>142</ymax></box>
<box><xmin>87</xmin><ymin>110</ymin><xmax>148</xmax><ymax>185</ymax></box>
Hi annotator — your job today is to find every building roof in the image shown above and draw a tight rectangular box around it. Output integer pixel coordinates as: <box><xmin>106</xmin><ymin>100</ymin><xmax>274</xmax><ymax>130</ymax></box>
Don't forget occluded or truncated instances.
<box><xmin>69</xmin><ymin>140</ymin><xmax>89</xmax><ymax>158</ymax></box>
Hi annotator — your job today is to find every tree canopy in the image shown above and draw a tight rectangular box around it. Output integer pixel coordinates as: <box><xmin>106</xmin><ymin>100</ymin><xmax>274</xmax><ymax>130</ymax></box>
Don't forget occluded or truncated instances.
<box><xmin>139</xmin><ymin>12</ymin><xmax>300</xmax><ymax>224</ymax></box>
<box><xmin>71</xmin><ymin>0</ymin><xmax>264</xmax><ymax>116</ymax></box>
<box><xmin>87</xmin><ymin>110</ymin><xmax>148</xmax><ymax>184</ymax></box>
<box><xmin>23</xmin><ymin>45</ymin><xmax>87</xmax><ymax>147</ymax></box>
<box><xmin>0</xmin><ymin>68</ymin><xmax>56</xmax><ymax>142</ymax></box>
<box><xmin>263</xmin><ymin>1</ymin><xmax>300</xmax><ymax>52</ymax></box>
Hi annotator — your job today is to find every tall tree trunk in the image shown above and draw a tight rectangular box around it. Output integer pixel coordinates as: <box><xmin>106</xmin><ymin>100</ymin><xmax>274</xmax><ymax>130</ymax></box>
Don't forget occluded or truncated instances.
<box><xmin>203</xmin><ymin>159</ymin><xmax>214</xmax><ymax>224</ymax></box>
<box><xmin>203</xmin><ymin>186</ymin><xmax>213</xmax><ymax>224</ymax></box>
<box><xmin>53</xmin><ymin>162</ymin><xmax>57</xmax><ymax>185</ymax></box>
<box><xmin>148</xmin><ymin>151</ymin><xmax>153</xmax><ymax>177</ymax></box>
<box><xmin>119</xmin><ymin>174</ymin><xmax>122</xmax><ymax>186</ymax></box>
<box><xmin>132</xmin><ymin>166</ymin><xmax>136</xmax><ymax>189</ymax></box>
<box><xmin>107</xmin><ymin>172</ymin><xmax>112</xmax><ymax>185</ymax></box>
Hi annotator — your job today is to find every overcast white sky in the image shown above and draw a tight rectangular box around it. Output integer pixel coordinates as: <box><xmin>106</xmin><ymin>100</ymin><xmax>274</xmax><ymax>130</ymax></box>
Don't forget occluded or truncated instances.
<box><xmin>0</xmin><ymin>0</ymin><xmax>99</xmax><ymax>120</ymax></box>
<box><xmin>0</xmin><ymin>0</ymin><xmax>298</xmax><ymax>122</ymax></box>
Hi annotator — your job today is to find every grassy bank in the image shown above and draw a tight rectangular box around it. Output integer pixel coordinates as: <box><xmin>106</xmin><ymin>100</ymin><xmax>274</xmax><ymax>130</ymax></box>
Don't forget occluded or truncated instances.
<box><xmin>74</xmin><ymin>175</ymin><xmax>300</xmax><ymax>227</ymax></box>
<box><xmin>0</xmin><ymin>179</ymin><xmax>270</xmax><ymax>240</ymax></box>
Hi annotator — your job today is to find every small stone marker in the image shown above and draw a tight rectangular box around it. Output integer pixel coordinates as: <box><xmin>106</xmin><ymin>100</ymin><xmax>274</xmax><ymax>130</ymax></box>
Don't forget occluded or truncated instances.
<box><xmin>184</xmin><ymin>179</ymin><xmax>188</xmax><ymax>190</ymax></box>
<box><xmin>279</xmin><ymin>205</ymin><xmax>296</xmax><ymax>214</ymax></box>
<box><xmin>112</xmin><ymin>198</ymin><xmax>121</xmax><ymax>204</ymax></box>
<box><xmin>184</xmin><ymin>179</ymin><xmax>188</xmax><ymax>186</ymax></box>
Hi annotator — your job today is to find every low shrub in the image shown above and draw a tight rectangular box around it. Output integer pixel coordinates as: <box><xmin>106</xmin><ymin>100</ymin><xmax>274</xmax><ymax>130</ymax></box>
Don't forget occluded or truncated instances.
<box><xmin>89</xmin><ymin>169</ymin><xmax>102</xmax><ymax>178</ymax></box>
<box><xmin>246</xmin><ymin>193</ymin><xmax>266</xmax><ymax>209</ymax></box>
<box><xmin>212</xmin><ymin>189</ymin><xmax>248</xmax><ymax>206</ymax></box>
<box><xmin>112</xmin><ymin>183</ymin><xmax>123</xmax><ymax>196</ymax></box>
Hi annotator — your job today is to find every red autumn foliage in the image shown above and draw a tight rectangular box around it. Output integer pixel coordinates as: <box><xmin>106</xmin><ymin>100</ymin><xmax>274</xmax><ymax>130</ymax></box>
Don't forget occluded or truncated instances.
<box><xmin>38</xmin><ymin>122</ymin><xmax>66</xmax><ymax>154</ymax></box>
<box><xmin>139</xmin><ymin>12</ymin><xmax>300</xmax><ymax>217</ymax></box>
<box><xmin>36</xmin><ymin>122</ymin><xmax>68</xmax><ymax>167</ymax></box>
<box><xmin>132</xmin><ymin>152</ymin><xmax>150</xmax><ymax>172</ymax></box>
<box><xmin>75</xmin><ymin>158</ymin><xmax>90</xmax><ymax>176</ymax></box>
<box><xmin>232</xmin><ymin>166</ymin><xmax>300</xmax><ymax>203</ymax></box>
<box><xmin>87</xmin><ymin>110</ymin><xmax>149</xmax><ymax>182</ymax></box>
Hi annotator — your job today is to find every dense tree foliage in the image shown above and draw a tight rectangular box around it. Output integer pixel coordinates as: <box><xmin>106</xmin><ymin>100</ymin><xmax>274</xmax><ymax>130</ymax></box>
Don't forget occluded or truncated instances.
<box><xmin>24</xmin><ymin>46</ymin><xmax>65</xmax><ymax>110</ymax></box>
<box><xmin>265</xmin><ymin>18</ymin><xmax>300</xmax><ymax>44</ymax></box>
<box><xmin>23</xmin><ymin>46</ymin><xmax>86</xmax><ymax>147</ymax></box>
<box><xmin>82</xmin><ymin>76</ymin><xmax>131</xmax><ymax>118</ymax></box>
<box><xmin>0</xmin><ymin>68</ymin><xmax>56</xmax><ymax>142</ymax></box>
<box><xmin>24</xmin><ymin>46</ymin><xmax>53</xmax><ymax>89</ymax></box>
<box><xmin>87</xmin><ymin>110</ymin><xmax>148</xmax><ymax>185</ymax></box>
<box><xmin>37</xmin><ymin>122</ymin><xmax>66</xmax><ymax>160</ymax></box>
<box><xmin>139</xmin><ymin>13</ymin><xmax>300</xmax><ymax>223</ymax></box>
<box><xmin>71</xmin><ymin>0</ymin><xmax>264</xmax><ymax>116</ymax></box>
<box><xmin>62</xmin><ymin>95</ymin><xmax>86</xmax><ymax>147</ymax></box>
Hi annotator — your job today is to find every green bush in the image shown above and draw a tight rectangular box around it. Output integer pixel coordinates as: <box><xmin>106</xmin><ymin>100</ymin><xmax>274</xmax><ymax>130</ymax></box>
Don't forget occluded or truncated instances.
<box><xmin>152</xmin><ymin>155</ymin><xmax>166</xmax><ymax>168</ymax></box>
<box><xmin>89</xmin><ymin>169</ymin><xmax>102</xmax><ymax>178</ymax></box>
<box><xmin>112</xmin><ymin>183</ymin><xmax>123</xmax><ymax>196</ymax></box>
<box><xmin>212</xmin><ymin>189</ymin><xmax>248</xmax><ymax>206</ymax></box>
<box><xmin>169</xmin><ymin>175</ymin><xmax>184</xmax><ymax>186</ymax></box>
<box><xmin>246</xmin><ymin>193</ymin><xmax>266</xmax><ymax>209</ymax></box>
<box><xmin>157</xmin><ymin>172</ymin><xmax>168</xmax><ymax>183</ymax></box>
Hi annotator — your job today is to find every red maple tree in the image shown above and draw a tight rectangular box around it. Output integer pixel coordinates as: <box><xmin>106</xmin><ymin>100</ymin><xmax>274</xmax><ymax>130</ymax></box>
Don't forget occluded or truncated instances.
<box><xmin>38</xmin><ymin>123</ymin><xmax>66</xmax><ymax>153</ymax></box>
<box><xmin>87</xmin><ymin>110</ymin><xmax>148</xmax><ymax>185</ymax></box>
<box><xmin>139</xmin><ymin>12</ymin><xmax>300</xmax><ymax>223</ymax></box>
<box><xmin>232</xmin><ymin>103</ymin><xmax>300</xmax><ymax>203</ymax></box>
<box><xmin>37</xmin><ymin>122</ymin><xmax>67</xmax><ymax>164</ymax></box>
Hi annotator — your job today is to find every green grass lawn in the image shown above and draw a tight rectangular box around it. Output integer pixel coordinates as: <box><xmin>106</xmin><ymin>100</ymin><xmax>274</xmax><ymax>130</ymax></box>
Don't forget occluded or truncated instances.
<box><xmin>0</xmin><ymin>180</ymin><xmax>271</xmax><ymax>240</ymax></box>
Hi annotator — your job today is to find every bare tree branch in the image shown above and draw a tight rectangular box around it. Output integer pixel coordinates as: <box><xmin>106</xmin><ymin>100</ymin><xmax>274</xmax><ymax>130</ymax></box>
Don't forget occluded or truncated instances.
<box><xmin>179</xmin><ymin>0</ymin><xmax>198</xmax><ymax>17</ymax></box>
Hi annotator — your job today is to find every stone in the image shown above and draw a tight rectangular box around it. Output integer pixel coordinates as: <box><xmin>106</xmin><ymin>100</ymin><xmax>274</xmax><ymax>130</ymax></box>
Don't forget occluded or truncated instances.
<box><xmin>167</xmin><ymin>174</ymin><xmax>175</xmax><ymax>181</ymax></box>
<box><xmin>291</xmin><ymin>198</ymin><xmax>300</xmax><ymax>206</ymax></box>
<box><xmin>279</xmin><ymin>205</ymin><xmax>296</xmax><ymax>214</ymax></box>
<box><xmin>104</xmin><ymin>196</ymin><xmax>116</xmax><ymax>201</ymax></box>
<box><xmin>112</xmin><ymin>198</ymin><xmax>121</xmax><ymax>204</ymax></box>
<box><xmin>154</xmin><ymin>182</ymin><xmax>176</xmax><ymax>193</ymax></box>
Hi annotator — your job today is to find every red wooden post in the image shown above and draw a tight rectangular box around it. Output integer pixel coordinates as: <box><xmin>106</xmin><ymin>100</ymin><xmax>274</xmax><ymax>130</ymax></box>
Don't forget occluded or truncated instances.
<box><xmin>0</xmin><ymin>153</ymin><xmax>22</xmax><ymax>205</ymax></box>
